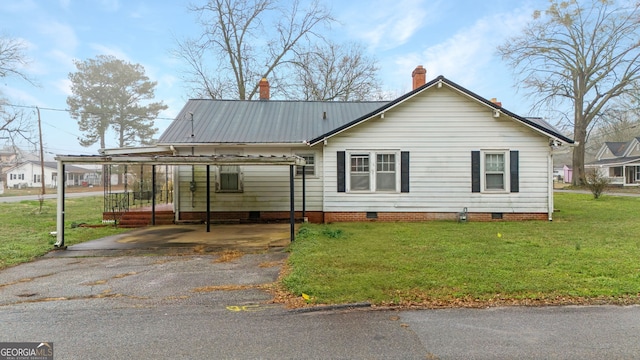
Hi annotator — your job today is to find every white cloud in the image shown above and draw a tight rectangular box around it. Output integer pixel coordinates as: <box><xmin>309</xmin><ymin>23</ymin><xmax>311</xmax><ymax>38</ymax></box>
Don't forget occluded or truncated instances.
<box><xmin>337</xmin><ymin>0</ymin><xmax>440</xmax><ymax>51</ymax></box>
<box><xmin>53</xmin><ymin>78</ymin><xmax>72</xmax><ymax>96</ymax></box>
<box><xmin>1</xmin><ymin>86</ymin><xmax>43</xmax><ymax>106</ymax></box>
<box><xmin>0</xmin><ymin>0</ymin><xmax>38</xmax><ymax>13</ymax></box>
<box><xmin>38</xmin><ymin>21</ymin><xmax>78</xmax><ymax>53</ymax></box>
<box><xmin>88</xmin><ymin>44</ymin><xmax>130</xmax><ymax>61</ymax></box>
<box><xmin>390</xmin><ymin>5</ymin><xmax>533</xmax><ymax>90</ymax></box>
<box><xmin>99</xmin><ymin>0</ymin><xmax>120</xmax><ymax>12</ymax></box>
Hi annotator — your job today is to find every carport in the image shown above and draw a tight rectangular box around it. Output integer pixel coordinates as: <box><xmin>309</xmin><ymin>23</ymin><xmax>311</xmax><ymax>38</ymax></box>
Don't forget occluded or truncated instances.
<box><xmin>53</xmin><ymin>153</ymin><xmax>306</xmax><ymax>248</ymax></box>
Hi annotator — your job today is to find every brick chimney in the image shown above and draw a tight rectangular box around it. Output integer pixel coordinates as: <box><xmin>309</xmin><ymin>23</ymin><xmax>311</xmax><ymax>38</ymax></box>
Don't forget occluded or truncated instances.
<box><xmin>412</xmin><ymin>65</ymin><xmax>426</xmax><ymax>90</ymax></box>
<box><xmin>490</xmin><ymin>98</ymin><xmax>502</xmax><ymax>107</ymax></box>
<box><xmin>259</xmin><ymin>78</ymin><xmax>270</xmax><ymax>100</ymax></box>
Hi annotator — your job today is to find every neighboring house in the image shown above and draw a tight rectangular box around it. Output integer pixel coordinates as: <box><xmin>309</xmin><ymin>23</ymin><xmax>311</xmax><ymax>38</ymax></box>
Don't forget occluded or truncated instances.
<box><xmin>5</xmin><ymin>160</ymin><xmax>95</xmax><ymax>188</ymax></box>
<box><xmin>553</xmin><ymin>164</ymin><xmax>572</xmax><ymax>183</ymax></box>
<box><xmin>109</xmin><ymin>66</ymin><xmax>571</xmax><ymax>223</ymax></box>
<box><xmin>586</xmin><ymin>138</ymin><xmax>640</xmax><ymax>186</ymax></box>
<box><xmin>0</xmin><ymin>146</ymin><xmax>39</xmax><ymax>185</ymax></box>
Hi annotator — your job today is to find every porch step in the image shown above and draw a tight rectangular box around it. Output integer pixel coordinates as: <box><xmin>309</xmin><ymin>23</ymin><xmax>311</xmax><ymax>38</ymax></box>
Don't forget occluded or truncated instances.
<box><xmin>118</xmin><ymin>211</ymin><xmax>175</xmax><ymax>228</ymax></box>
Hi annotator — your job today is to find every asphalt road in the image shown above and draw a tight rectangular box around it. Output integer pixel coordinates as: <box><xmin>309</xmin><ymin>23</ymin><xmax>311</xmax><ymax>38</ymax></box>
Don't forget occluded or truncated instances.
<box><xmin>0</xmin><ymin>190</ymin><xmax>104</xmax><ymax>202</ymax></box>
<box><xmin>1</xmin><ymin>249</ymin><xmax>639</xmax><ymax>359</ymax></box>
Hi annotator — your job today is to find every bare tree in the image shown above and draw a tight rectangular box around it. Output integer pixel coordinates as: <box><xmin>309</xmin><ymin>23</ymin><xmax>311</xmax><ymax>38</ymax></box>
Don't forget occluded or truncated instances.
<box><xmin>287</xmin><ymin>41</ymin><xmax>382</xmax><ymax>101</ymax></box>
<box><xmin>175</xmin><ymin>0</ymin><xmax>334</xmax><ymax>100</ymax></box>
<box><xmin>0</xmin><ymin>105</ymin><xmax>35</xmax><ymax>147</ymax></box>
<box><xmin>0</xmin><ymin>34</ymin><xmax>34</xmax><ymax>147</ymax></box>
<box><xmin>0</xmin><ymin>34</ymin><xmax>30</xmax><ymax>83</ymax></box>
<box><xmin>497</xmin><ymin>0</ymin><xmax>640</xmax><ymax>185</ymax></box>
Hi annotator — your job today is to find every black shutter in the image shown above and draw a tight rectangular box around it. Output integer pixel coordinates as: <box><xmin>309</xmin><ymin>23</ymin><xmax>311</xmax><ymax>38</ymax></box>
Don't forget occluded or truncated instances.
<box><xmin>471</xmin><ymin>151</ymin><xmax>480</xmax><ymax>193</ymax></box>
<box><xmin>401</xmin><ymin>151</ymin><xmax>410</xmax><ymax>193</ymax></box>
<box><xmin>337</xmin><ymin>151</ymin><xmax>346</xmax><ymax>192</ymax></box>
<box><xmin>510</xmin><ymin>150</ymin><xmax>519</xmax><ymax>193</ymax></box>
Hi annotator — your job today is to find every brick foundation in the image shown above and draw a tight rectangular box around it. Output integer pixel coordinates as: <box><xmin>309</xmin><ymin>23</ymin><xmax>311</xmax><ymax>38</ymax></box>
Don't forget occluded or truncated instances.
<box><xmin>175</xmin><ymin>211</ymin><xmax>547</xmax><ymax>224</ymax></box>
<box><xmin>178</xmin><ymin>211</ymin><xmax>324</xmax><ymax>224</ymax></box>
<box><xmin>324</xmin><ymin>211</ymin><xmax>548</xmax><ymax>223</ymax></box>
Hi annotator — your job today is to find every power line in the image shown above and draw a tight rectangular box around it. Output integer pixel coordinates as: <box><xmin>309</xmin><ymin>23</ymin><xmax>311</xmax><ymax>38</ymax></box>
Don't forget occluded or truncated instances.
<box><xmin>2</xmin><ymin>103</ymin><xmax>176</xmax><ymax>121</ymax></box>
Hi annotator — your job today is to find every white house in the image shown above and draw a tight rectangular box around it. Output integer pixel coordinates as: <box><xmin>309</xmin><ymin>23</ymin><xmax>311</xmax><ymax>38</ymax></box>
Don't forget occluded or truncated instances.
<box><xmin>586</xmin><ymin>138</ymin><xmax>640</xmax><ymax>186</ymax></box>
<box><xmin>58</xmin><ymin>66</ymin><xmax>573</xmax><ymax>225</ymax></box>
<box><xmin>5</xmin><ymin>160</ymin><xmax>95</xmax><ymax>189</ymax></box>
<box><xmin>122</xmin><ymin>67</ymin><xmax>573</xmax><ymax>222</ymax></box>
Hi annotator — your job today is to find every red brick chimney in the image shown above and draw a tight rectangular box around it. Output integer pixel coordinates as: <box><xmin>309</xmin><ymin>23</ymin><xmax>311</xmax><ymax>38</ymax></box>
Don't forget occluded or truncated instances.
<box><xmin>259</xmin><ymin>78</ymin><xmax>270</xmax><ymax>100</ymax></box>
<box><xmin>490</xmin><ymin>98</ymin><xmax>502</xmax><ymax>107</ymax></box>
<box><xmin>412</xmin><ymin>65</ymin><xmax>426</xmax><ymax>90</ymax></box>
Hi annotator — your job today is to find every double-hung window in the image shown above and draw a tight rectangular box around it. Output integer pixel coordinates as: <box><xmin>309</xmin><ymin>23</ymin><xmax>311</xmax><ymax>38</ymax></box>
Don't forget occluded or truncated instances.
<box><xmin>376</xmin><ymin>153</ymin><xmax>396</xmax><ymax>191</ymax></box>
<box><xmin>295</xmin><ymin>154</ymin><xmax>315</xmax><ymax>176</ymax></box>
<box><xmin>348</xmin><ymin>151</ymin><xmax>398</xmax><ymax>192</ymax></box>
<box><xmin>350</xmin><ymin>154</ymin><xmax>371</xmax><ymax>191</ymax></box>
<box><xmin>484</xmin><ymin>152</ymin><xmax>505</xmax><ymax>191</ymax></box>
<box><xmin>472</xmin><ymin>149</ymin><xmax>518</xmax><ymax>193</ymax></box>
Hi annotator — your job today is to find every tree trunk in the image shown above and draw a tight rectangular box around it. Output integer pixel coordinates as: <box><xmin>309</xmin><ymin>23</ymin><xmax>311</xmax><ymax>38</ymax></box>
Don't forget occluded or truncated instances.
<box><xmin>572</xmin><ymin>112</ymin><xmax>587</xmax><ymax>186</ymax></box>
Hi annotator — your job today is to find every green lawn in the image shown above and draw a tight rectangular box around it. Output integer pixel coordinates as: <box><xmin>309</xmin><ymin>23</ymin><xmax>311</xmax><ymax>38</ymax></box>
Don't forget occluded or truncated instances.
<box><xmin>283</xmin><ymin>193</ymin><xmax>640</xmax><ymax>307</ymax></box>
<box><xmin>0</xmin><ymin>196</ymin><xmax>128</xmax><ymax>269</ymax></box>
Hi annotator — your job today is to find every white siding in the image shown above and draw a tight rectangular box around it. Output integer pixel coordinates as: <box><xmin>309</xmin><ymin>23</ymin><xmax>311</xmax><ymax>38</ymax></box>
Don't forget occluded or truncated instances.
<box><xmin>174</xmin><ymin>145</ymin><xmax>323</xmax><ymax>212</ymax></box>
<box><xmin>323</xmin><ymin>86</ymin><xmax>552</xmax><ymax>214</ymax></box>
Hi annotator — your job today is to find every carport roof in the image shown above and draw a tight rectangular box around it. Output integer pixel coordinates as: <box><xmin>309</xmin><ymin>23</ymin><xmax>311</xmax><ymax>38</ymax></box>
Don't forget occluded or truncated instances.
<box><xmin>55</xmin><ymin>153</ymin><xmax>306</xmax><ymax>166</ymax></box>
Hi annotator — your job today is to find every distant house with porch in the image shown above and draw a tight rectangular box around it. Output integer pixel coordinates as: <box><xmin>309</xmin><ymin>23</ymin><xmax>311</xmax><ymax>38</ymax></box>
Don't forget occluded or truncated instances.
<box><xmin>586</xmin><ymin>138</ymin><xmax>640</xmax><ymax>186</ymax></box>
<box><xmin>5</xmin><ymin>160</ymin><xmax>97</xmax><ymax>189</ymax></box>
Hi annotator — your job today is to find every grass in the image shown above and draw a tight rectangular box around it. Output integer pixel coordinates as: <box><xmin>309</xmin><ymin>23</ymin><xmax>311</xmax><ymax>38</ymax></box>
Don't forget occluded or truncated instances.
<box><xmin>0</xmin><ymin>196</ymin><xmax>129</xmax><ymax>269</ymax></box>
<box><xmin>283</xmin><ymin>192</ymin><xmax>640</xmax><ymax>307</ymax></box>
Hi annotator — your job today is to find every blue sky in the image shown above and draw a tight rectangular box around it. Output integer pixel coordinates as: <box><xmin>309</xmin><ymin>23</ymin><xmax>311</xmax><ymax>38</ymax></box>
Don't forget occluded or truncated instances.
<box><xmin>0</xmin><ymin>0</ymin><xmax>546</xmax><ymax>157</ymax></box>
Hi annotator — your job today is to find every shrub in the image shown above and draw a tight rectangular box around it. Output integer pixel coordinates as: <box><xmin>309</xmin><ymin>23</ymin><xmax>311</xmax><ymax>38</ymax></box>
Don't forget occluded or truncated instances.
<box><xmin>584</xmin><ymin>168</ymin><xmax>610</xmax><ymax>199</ymax></box>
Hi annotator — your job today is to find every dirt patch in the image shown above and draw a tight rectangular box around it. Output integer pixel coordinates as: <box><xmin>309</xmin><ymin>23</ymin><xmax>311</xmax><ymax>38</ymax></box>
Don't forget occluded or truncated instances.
<box><xmin>213</xmin><ymin>250</ymin><xmax>244</xmax><ymax>263</ymax></box>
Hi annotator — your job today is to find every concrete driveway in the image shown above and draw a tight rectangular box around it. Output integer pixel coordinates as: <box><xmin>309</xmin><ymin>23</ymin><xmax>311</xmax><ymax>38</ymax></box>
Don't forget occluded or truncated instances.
<box><xmin>51</xmin><ymin>223</ymin><xmax>297</xmax><ymax>257</ymax></box>
<box><xmin>0</xmin><ymin>223</ymin><xmax>294</xmax><ymax>309</ymax></box>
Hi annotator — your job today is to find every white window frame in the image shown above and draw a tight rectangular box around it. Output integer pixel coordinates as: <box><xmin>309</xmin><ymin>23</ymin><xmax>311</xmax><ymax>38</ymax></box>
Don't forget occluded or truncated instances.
<box><xmin>215</xmin><ymin>165</ymin><xmax>243</xmax><ymax>193</ymax></box>
<box><xmin>346</xmin><ymin>150</ymin><xmax>400</xmax><ymax>193</ymax></box>
<box><xmin>33</xmin><ymin>174</ymin><xmax>41</xmax><ymax>184</ymax></box>
<box><xmin>295</xmin><ymin>153</ymin><xmax>316</xmax><ymax>177</ymax></box>
<box><xmin>481</xmin><ymin>150</ymin><xmax>510</xmax><ymax>193</ymax></box>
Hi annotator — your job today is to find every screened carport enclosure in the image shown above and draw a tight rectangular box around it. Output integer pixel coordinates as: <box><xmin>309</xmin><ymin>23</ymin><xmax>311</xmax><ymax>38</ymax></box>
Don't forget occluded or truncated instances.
<box><xmin>54</xmin><ymin>153</ymin><xmax>306</xmax><ymax>248</ymax></box>
<box><xmin>102</xmin><ymin>163</ymin><xmax>174</xmax><ymax>224</ymax></box>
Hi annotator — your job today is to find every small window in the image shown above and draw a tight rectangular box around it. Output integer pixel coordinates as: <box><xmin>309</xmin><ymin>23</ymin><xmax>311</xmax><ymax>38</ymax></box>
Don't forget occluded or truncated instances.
<box><xmin>217</xmin><ymin>165</ymin><xmax>241</xmax><ymax>192</ymax></box>
<box><xmin>610</xmin><ymin>167</ymin><xmax>623</xmax><ymax>177</ymax></box>
<box><xmin>296</xmin><ymin>154</ymin><xmax>315</xmax><ymax>176</ymax></box>
<box><xmin>33</xmin><ymin>174</ymin><xmax>41</xmax><ymax>183</ymax></box>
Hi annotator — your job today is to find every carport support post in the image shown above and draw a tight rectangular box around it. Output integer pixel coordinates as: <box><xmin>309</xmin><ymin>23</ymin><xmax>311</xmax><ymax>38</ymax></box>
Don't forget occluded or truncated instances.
<box><xmin>151</xmin><ymin>165</ymin><xmax>156</xmax><ymax>225</ymax></box>
<box><xmin>55</xmin><ymin>161</ymin><xmax>65</xmax><ymax>248</ymax></box>
<box><xmin>302</xmin><ymin>166</ymin><xmax>306</xmax><ymax>220</ymax></box>
<box><xmin>206</xmin><ymin>165</ymin><xmax>210</xmax><ymax>233</ymax></box>
<box><xmin>290</xmin><ymin>165</ymin><xmax>295</xmax><ymax>242</ymax></box>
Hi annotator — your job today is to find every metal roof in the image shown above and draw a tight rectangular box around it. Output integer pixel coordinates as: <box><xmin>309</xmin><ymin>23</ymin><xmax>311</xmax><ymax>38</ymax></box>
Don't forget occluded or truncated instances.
<box><xmin>157</xmin><ymin>99</ymin><xmax>388</xmax><ymax>145</ymax></box>
<box><xmin>157</xmin><ymin>76</ymin><xmax>574</xmax><ymax>147</ymax></box>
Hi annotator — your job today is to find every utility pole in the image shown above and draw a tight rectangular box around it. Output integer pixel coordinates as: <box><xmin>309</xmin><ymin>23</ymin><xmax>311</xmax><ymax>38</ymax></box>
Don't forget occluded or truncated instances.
<box><xmin>37</xmin><ymin>107</ymin><xmax>46</xmax><ymax>210</ymax></box>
